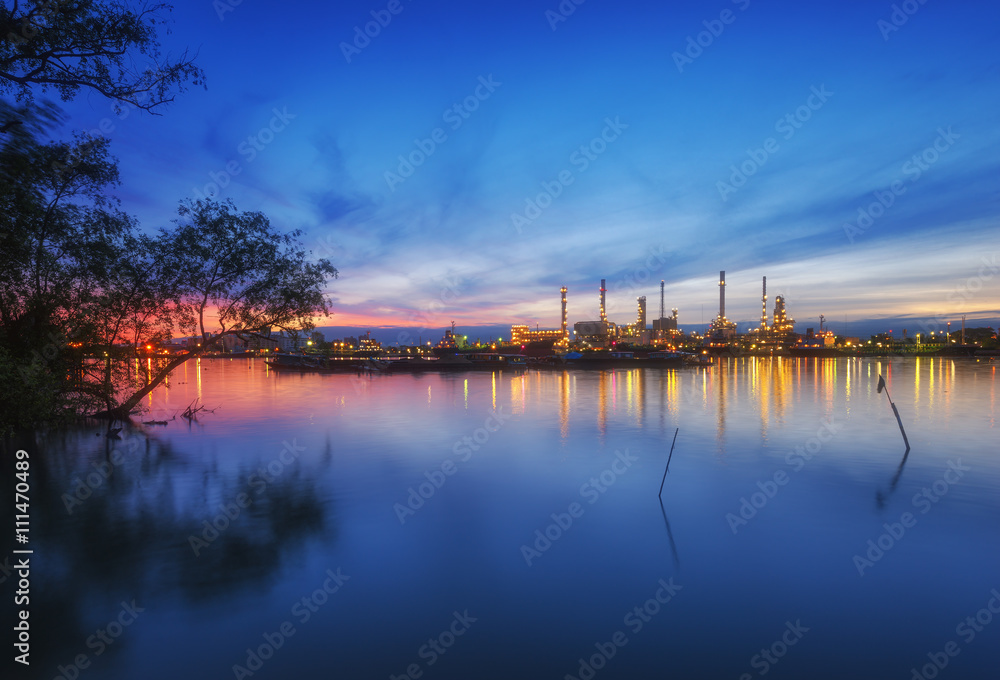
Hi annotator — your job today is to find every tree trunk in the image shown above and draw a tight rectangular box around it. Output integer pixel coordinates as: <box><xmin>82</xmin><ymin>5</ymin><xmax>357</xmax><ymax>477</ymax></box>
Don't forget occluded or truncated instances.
<box><xmin>88</xmin><ymin>353</ymin><xmax>197</xmax><ymax>419</ymax></box>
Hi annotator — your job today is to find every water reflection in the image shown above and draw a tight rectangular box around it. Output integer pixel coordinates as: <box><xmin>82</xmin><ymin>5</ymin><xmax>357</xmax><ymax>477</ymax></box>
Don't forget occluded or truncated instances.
<box><xmin>486</xmin><ymin>358</ymin><xmax>904</xmax><ymax>449</ymax></box>
<box><xmin>2</xmin><ymin>425</ymin><xmax>335</xmax><ymax>678</ymax></box>
<box><xmin>559</xmin><ymin>371</ymin><xmax>570</xmax><ymax>440</ymax></box>
<box><xmin>4</xmin><ymin>356</ymin><xmax>996</xmax><ymax>679</ymax></box>
<box><xmin>597</xmin><ymin>371</ymin><xmax>608</xmax><ymax>437</ymax></box>
<box><xmin>876</xmin><ymin>447</ymin><xmax>912</xmax><ymax>510</ymax></box>
<box><xmin>514</xmin><ymin>358</ymin><xmax>980</xmax><ymax>453</ymax></box>
<box><xmin>716</xmin><ymin>363</ymin><xmax>727</xmax><ymax>454</ymax></box>
<box><xmin>991</xmin><ymin>363</ymin><xmax>996</xmax><ymax>429</ymax></box>
<box><xmin>658</xmin><ymin>498</ymin><xmax>680</xmax><ymax>569</ymax></box>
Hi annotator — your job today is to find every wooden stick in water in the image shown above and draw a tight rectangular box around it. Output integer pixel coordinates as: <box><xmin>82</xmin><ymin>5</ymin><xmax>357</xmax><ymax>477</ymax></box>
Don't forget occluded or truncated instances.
<box><xmin>878</xmin><ymin>373</ymin><xmax>910</xmax><ymax>452</ymax></box>
<box><xmin>658</xmin><ymin>428</ymin><xmax>679</xmax><ymax>498</ymax></box>
<box><xmin>890</xmin><ymin>402</ymin><xmax>910</xmax><ymax>451</ymax></box>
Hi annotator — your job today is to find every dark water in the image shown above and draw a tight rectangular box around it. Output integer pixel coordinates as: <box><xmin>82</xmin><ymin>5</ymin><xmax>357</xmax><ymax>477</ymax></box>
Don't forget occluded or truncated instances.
<box><xmin>3</xmin><ymin>357</ymin><xmax>999</xmax><ymax>680</ymax></box>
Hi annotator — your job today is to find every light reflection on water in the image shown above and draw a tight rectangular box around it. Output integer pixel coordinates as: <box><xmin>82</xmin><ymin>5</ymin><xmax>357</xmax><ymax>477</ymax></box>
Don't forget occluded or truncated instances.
<box><xmin>4</xmin><ymin>356</ymin><xmax>998</xmax><ymax>679</ymax></box>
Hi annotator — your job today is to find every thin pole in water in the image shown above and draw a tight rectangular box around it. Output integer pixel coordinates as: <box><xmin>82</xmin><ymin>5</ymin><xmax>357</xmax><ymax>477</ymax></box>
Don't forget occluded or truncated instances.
<box><xmin>877</xmin><ymin>373</ymin><xmax>910</xmax><ymax>451</ymax></box>
<box><xmin>658</xmin><ymin>428</ymin><xmax>679</xmax><ymax>498</ymax></box>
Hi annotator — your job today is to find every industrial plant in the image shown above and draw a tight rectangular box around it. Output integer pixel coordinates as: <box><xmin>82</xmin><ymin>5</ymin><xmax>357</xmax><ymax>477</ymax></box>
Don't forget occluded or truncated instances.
<box><xmin>255</xmin><ymin>270</ymin><xmax>991</xmax><ymax>368</ymax></box>
<box><xmin>510</xmin><ymin>286</ymin><xmax>570</xmax><ymax>348</ymax></box>
<box><xmin>481</xmin><ymin>268</ymin><xmax>983</xmax><ymax>358</ymax></box>
<box><xmin>507</xmin><ymin>270</ymin><xmax>816</xmax><ymax>354</ymax></box>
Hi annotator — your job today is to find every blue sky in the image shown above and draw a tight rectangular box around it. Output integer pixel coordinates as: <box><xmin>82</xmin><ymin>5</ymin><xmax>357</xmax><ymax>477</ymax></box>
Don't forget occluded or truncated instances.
<box><xmin>56</xmin><ymin>0</ymin><xmax>1000</xmax><ymax>338</ymax></box>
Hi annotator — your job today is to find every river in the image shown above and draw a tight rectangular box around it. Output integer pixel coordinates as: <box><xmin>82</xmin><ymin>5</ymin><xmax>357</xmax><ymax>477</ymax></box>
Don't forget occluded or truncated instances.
<box><xmin>4</xmin><ymin>356</ymin><xmax>998</xmax><ymax>679</ymax></box>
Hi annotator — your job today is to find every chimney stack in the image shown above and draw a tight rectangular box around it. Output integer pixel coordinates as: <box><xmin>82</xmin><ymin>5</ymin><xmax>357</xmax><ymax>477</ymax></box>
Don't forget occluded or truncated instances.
<box><xmin>560</xmin><ymin>287</ymin><xmax>568</xmax><ymax>342</ymax></box>
<box><xmin>761</xmin><ymin>276</ymin><xmax>768</xmax><ymax>330</ymax></box>
<box><xmin>719</xmin><ymin>270</ymin><xmax>726</xmax><ymax>320</ymax></box>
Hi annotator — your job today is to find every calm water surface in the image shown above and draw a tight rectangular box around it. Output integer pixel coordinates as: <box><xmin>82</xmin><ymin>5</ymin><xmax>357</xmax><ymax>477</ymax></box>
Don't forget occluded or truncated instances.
<box><xmin>4</xmin><ymin>357</ymin><xmax>999</xmax><ymax>679</ymax></box>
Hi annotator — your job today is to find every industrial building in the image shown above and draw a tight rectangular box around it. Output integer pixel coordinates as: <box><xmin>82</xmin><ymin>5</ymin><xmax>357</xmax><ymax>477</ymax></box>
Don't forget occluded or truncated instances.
<box><xmin>510</xmin><ymin>286</ymin><xmax>570</xmax><ymax>348</ymax></box>
<box><xmin>772</xmin><ymin>296</ymin><xmax>794</xmax><ymax>334</ymax></box>
<box><xmin>573</xmin><ymin>279</ymin><xmax>617</xmax><ymax>344</ymax></box>
<box><xmin>505</xmin><ymin>277</ymin><xmax>693</xmax><ymax>349</ymax></box>
<box><xmin>706</xmin><ymin>270</ymin><xmax>737</xmax><ymax>346</ymax></box>
<box><xmin>652</xmin><ymin>311</ymin><xmax>679</xmax><ymax>335</ymax></box>
<box><xmin>618</xmin><ymin>295</ymin><xmax>652</xmax><ymax>343</ymax></box>
<box><xmin>744</xmin><ymin>276</ymin><xmax>796</xmax><ymax>351</ymax></box>
<box><xmin>504</xmin><ymin>271</ymin><xmax>806</xmax><ymax>352</ymax></box>
<box><xmin>567</xmin><ymin>277</ymin><xmax>684</xmax><ymax>346</ymax></box>
<box><xmin>500</xmin><ymin>270</ymin><xmax>812</xmax><ymax>353</ymax></box>
<box><xmin>651</xmin><ymin>280</ymin><xmax>680</xmax><ymax>339</ymax></box>
<box><xmin>511</xmin><ymin>325</ymin><xmax>567</xmax><ymax>346</ymax></box>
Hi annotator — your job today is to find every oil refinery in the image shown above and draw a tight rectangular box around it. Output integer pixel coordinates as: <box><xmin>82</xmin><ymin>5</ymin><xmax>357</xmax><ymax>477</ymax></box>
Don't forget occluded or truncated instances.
<box><xmin>507</xmin><ymin>270</ymin><xmax>824</xmax><ymax>355</ymax></box>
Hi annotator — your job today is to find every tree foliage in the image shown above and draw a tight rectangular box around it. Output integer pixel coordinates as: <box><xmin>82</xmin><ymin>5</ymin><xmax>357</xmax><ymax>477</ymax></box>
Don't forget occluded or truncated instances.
<box><xmin>0</xmin><ymin>101</ymin><xmax>137</xmax><ymax>424</ymax></box>
<box><xmin>1</xmin><ymin>0</ymin><xmax>205</xmax><ymax>113</ymax></box>
<box><xmin>0</xmin><ymin>2</ymin><xmax>339</xmax><ymax>432</ymax></box>
<box><xmin>97</xmin><ymin>200</ymin><xmax>338</xmax><ymax>418</ymax></box>
<box><xmin>0</xmin><ymin>103</ymin><xmax>338</xmax><ymax>429</ymax></box>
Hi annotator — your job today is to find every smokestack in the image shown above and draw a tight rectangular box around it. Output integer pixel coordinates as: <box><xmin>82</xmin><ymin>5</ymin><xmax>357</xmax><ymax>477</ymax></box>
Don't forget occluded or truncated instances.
<box><xmin>600</xmin><ymin>279</ymin><xmax>607</xmax><ymax>322</ymax></box>
<box><xmin>560</xmin><ymin>287</ymin><xmax>568</xmax><ymax>341</ymax></box>
<box><xmin>719</xmin><ymin>270</ymin><xmax>726</xmax><ymax>320</ymax></box>
<box><xmin>636</xmin><ymin>296</ymin><xmax>646</xmax><ymax>329</ymax></box>
<box><xmin>660</xmin><ymin>280</ymin><xmax>665</xmax><ymax>320</ymax></box>
<box><xmin>761</xmin><ymin>276</ymin><xmax>768</xmax><ymax>330</ymax></box>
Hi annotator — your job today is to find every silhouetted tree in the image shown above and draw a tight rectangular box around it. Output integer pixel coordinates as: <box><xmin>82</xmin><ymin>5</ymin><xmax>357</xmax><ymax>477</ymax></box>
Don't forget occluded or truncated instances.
<box><xmin>0</xmin><ymin>0</ymin><xmax>204</xmax><ymax>115</ymax></box>
<box><xmin>0</xmin><ymin>112</ymin><xmax>337</xmax><ymax>427</ymax></box>
<box><xmin>0</xmin><ymin>101</ymin><xmax>139</xmax><ymax>428</ymax></box>
<box><xmin>91</xmin><ymin>199</ymin><xmax>338</xmax><ymax>419</ymax></box>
